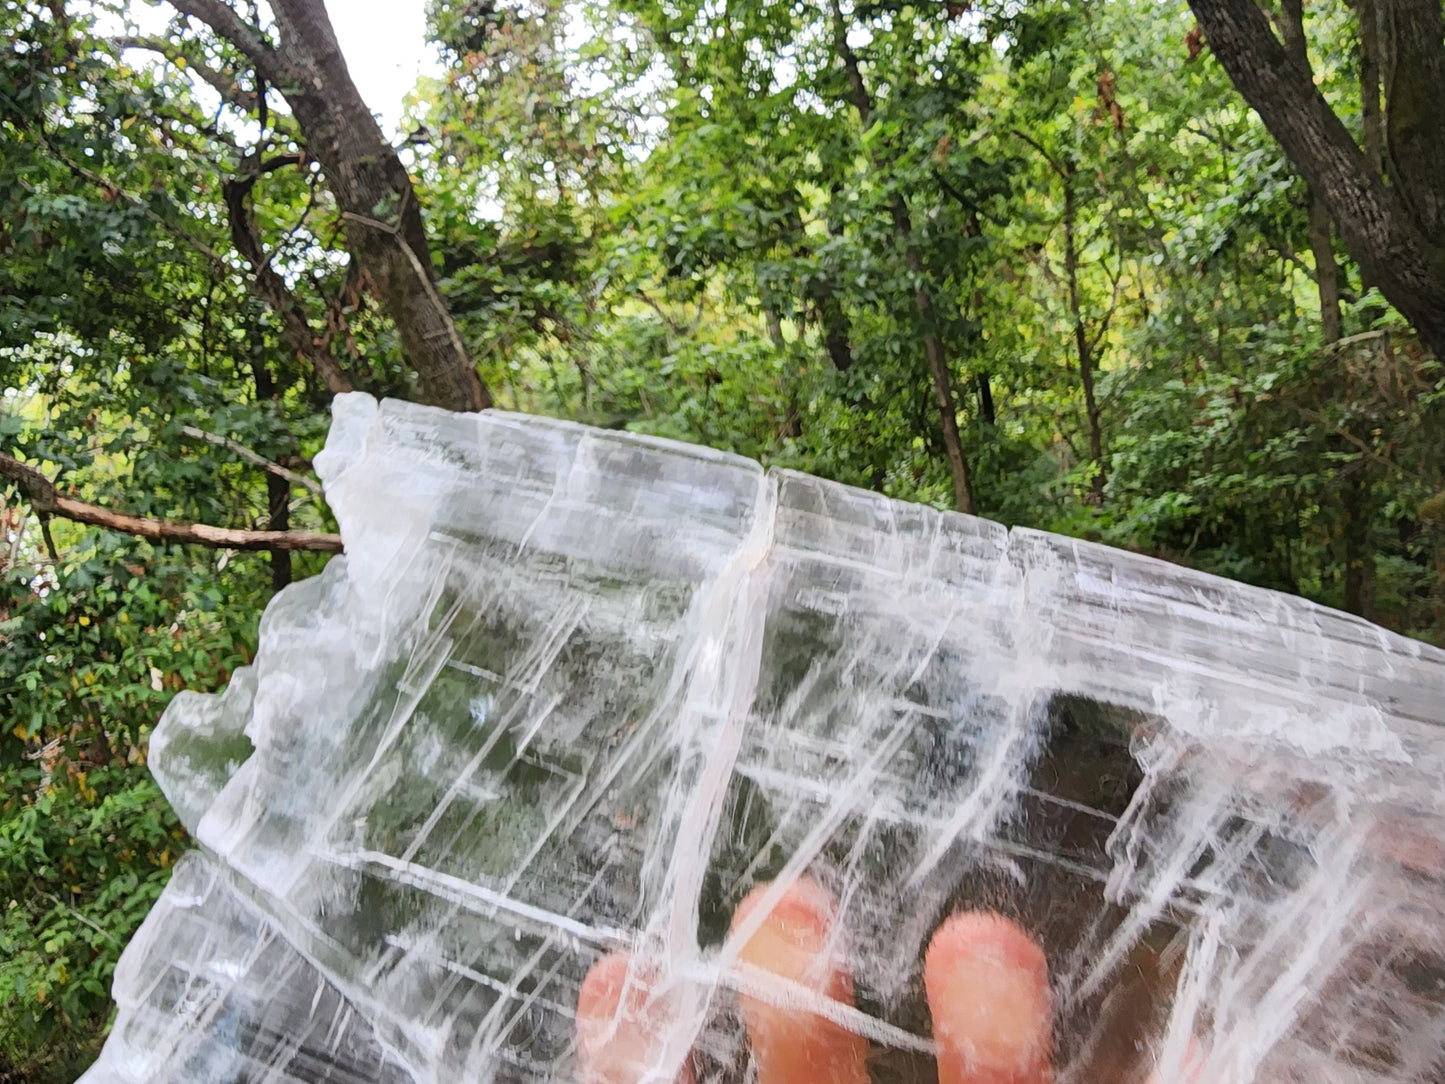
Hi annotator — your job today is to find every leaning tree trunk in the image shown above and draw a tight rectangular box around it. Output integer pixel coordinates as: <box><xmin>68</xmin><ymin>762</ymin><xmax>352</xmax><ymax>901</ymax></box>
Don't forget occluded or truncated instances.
<box><xmin>170</xmin><ymin>0</ymin><xmax>490</xmax><ymax>412</ymax></box>
<box><xmin>1279</xmin><ymin>0</ymin><xmax>1374</xmax><ymax>615</ymax></box>
<box><xmin>1279</xmin><ymin>0</ymin><xmax>1344</xmax><ymax>342</ymax></box>
<box><xmin>829</xmin><ymin>0</ymin><xmax>975</xmax><ymax>515</ymax></box>
<box><xmin>1061</xmin><ymin>168</ymin><xmax>1106</xmax><ymax>503</ymax></box>
<box><xmin>1354</xmin><ymin>0</ymin><xmax>1386</xmax><ymax>184</ymax></box>
<box><xmin>1187</xmin><ymin>0</ymin><xmax>1445</xmax><ymax>361</ymax></box>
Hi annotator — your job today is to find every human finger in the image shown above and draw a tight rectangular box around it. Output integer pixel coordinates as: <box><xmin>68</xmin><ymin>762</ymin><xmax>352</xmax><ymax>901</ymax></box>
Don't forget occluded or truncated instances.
<box><xmin>575</xmin><ymin>950</ymin><xmax>695</xmax><ymax>1084</ymax></box>
<box><xmin>730</xmin><ymin>877</ymin><xmax>870</xmax><ymax>1084</ymax></box>
<box><xmin>924</xmin><ymin>912</ymin><xmax>1053</xmax><ymax>1084</ymax></box>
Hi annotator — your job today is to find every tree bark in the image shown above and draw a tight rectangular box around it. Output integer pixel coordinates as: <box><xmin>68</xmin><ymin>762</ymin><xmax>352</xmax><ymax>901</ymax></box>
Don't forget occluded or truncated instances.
<box><xmin>784</xmin><ymin>200</ymin><xmax>856</xmax><ymax>372</ymax></box>
<box><xmin>815</xmin><ymin>289</ymin><xmax>857</xmax><ymax>372</ymax></box>
<box><xmin>1188</xmin><ymin>0</ymin><xmax>1445</xmax><ymax>361</ymax></box>
<box><xmin>169</xmin><ymin>0</ymin><xmax>490</xmax><ymax>412</ymax></box>
<box><xmin>1355</xmin><ymin>0</ymin><xmax>1386</xmax><ymax>182</ymax></box>
<box><xmin>1306</xmin><ymin>198</ymin><xmax>1344</xmax><ymax>341</ymax></box>
<box><xmin>976</xmin><ymin>375</ymin><xmax>996</xmax><ymax>426</ymax></box>
<box><xmin>893</xmin><ymin>198</ymin><xmax>976</xmax><ymax>515</ymax></box>
<box><xmin>1014</xmin><ymin>128</ymin><xmax>1108</xmax><ymax>501</ymax></box>
<box><xmin>1062</xmin><ymin>169</ymin><xmax>1106</xmax><ymax>503</ymax></box>
<box><xmin>223</xmin><ymin>157</ymin><xmax>355</xmax><ymax>396</ymax></box>
<box><xmin>1279</xmin><ymin>0</ymin><xmax>1373</xmax><ymax>616</ymax></box>
<box><xmin>830</xmin><ymin>0</ymin><xmax>975</xmax><ymax>514</ymax></box>
<box><xmin>1341</xmin><ymin>470</ymin><xmax>1376</xmax><ymax>618</ymax></box>
<box><xmin>0</xmin><ymin>453</ymin><xmax>342</xmax><ymax>553</ymax></box>
<box><xmin>248</xmin><ymin>355</ymin><xmax>294</xmax><ymax>589</ymax></box>
<box><xmin>1279</xmin><ymin>0</ymin><xmax>1344</xmax><ymax>343</ymax></box>
<box><xmin>1380</xmin><ymin>0</ymin><xmax>1445</xmax><ymax>246</ymax></box>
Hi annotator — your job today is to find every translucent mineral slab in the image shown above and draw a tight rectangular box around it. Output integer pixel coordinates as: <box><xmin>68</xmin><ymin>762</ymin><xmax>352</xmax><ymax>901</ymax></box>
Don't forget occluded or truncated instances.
<box><xmin>82</xmin><ymin>394</ymin><xmax>1445</xmax><ymax>1084</ymax></box>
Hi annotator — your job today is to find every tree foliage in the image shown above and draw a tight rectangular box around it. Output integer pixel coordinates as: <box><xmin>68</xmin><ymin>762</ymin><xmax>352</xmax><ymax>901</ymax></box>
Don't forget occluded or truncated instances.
<box><xmin>2</xmin><ymin>0</ymin><xmax>1443</xmax><ymax>1077</ymax></box>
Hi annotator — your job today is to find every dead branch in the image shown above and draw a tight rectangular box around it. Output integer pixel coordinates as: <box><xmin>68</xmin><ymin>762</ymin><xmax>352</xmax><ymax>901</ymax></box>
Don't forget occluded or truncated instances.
<box><xmin>0</xmin><ymin>452</ymin><xmax>342</xmax><ymax>553</ymax></box>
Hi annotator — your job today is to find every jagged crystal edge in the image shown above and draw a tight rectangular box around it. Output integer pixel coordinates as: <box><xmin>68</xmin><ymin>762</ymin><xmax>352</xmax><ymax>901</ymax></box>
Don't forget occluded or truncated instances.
<box><xmin>83</xmin><ymin>394</ymin><xmax>1445</xmax><ymax>1084</ymax></box>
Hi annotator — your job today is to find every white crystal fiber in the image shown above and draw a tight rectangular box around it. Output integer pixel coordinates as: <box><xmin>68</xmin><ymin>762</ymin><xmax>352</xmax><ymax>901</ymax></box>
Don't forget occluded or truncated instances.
<box><xmin>82</xmin><ymin>394</ymin><xmax>1445</xmax><ymax>1084</ymax></box>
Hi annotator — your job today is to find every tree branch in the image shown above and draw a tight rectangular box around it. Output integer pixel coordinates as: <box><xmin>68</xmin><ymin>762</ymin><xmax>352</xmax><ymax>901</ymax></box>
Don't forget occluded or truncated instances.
<box><xmin>112</xmin><ymin>34</ymin><xmax>260</xmax><ymax>111</ymax></box>
<box><xmin>174</xmin><ymin>0</ymin><xmax>490</xmax><ymax>411</ymax></box>
<box><xmin>1011</xmin><ymin>128</ymin><xmax>1069</xmax><ymax>180</ymax></box>
<box><xmin>828</xmin><ymin>0</ymin><xmax>874</xmax><ymax>124</ymax></box>
<box><xmin>29</xmin><ymin>133</ymin><xmax>230</xmax><ymax>268</ymax></box>
<box><xmin>224</xmin><ymin>166</ymin><xmax>355</xmax><ymax>394</ymax></box>
<box><xmin>179</xmin><ymin>425</ymin><xmax>323</xmax><ymax>493</ymax></box>
<box><xmin>1187</xmin><ymin>0</ymin><xmax>1445</xmax><ymax>359</ymax></box>
<box><xmin>340</xmin><ymin>210</ymin><xmax>473</xmax><ymax>386</ymax></box>
<box><xmin>932</xmin><ymin>168</ymin><xmax>983</xmax><ymax>221</ymax></box>
<box><xmin>1</xmin><ymin>453</ymin><xmax>342</xmax><ymax>553</ymax></box>
<box><xmin>165</xmin><ymin>0</ymin><xmax>297</xmax><ymax>91</ymax></box>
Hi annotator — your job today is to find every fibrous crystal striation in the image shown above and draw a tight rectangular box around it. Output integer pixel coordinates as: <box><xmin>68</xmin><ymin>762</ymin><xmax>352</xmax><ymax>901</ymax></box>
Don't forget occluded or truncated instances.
<box><xmin>82</xmin><ymin>394</ymin><xmax>1445</xmax><ymax>1084</ymax></box>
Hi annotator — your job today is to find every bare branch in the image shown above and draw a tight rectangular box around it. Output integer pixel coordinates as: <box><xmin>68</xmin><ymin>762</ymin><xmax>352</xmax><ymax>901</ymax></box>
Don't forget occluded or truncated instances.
<box><xmin>112</xmin><ymin>34</ymin><xmax>260</xmax><ymax>111</ymax></box>
<box><xmin>224</xmin><ymin>167</ymin><xmax>355</xmax><ymax>394</ymax></box>
<box><xmin>179</xmin><ymin>425</ymin><xmax>323</xmax><ymax>493</ymax></box>
<box><xmin>1011</xmin><ymin>128</ymin><xmax>1069</xmax><ymax>180</ymax></box>
<box><xmin>165</xmin><ymin>0</ymin><xmax>297</xmax><ymax>91</ymax></box>
<box><xmin>1</xmin><ymin>453</ymin><xmax>342</xmax><ymax>554</ymax></box>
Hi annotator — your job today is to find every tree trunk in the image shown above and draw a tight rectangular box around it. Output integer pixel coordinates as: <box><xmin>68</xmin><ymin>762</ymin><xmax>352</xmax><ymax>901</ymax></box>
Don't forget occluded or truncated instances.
<box><xmin>785</xmin><ymin>200</ymin><xmax>856</xmax><ymax>372</ymax></box>
<box><xmin>1188</xmin><ymin>0</ymin><xmax>1445</xmax><ymax>361</ymax></box>
<box><xmin>1279</xmin><ymin>0</ymin><xmax>1344</xmax><ymax>343</ymax></box>
<box><xmin>1381</xmin><ymin>0</ymin><xmax>1445</xmax><ymax>246</ymax></box>
<box><xmin>816</xmin><ymin>290</ymin><xmax>856</xmax><ymax>372</ymax></box>
<box><xmin>170</xmin><ymin>0</ymin><xmax>490</xmax><ymax>412</ymax></box>
<box><xmin>249</xmin><ymin>358</ymin><xmax>293</xmax><ymax>590</ymax></box>
<box><xmin>894</xmin><ymin>198</ymin><xmax>976</xmax><ymax>515</ymax></box>
<box><xmin>762</xmin><ymin>303</ymin><xmax>786</xmax><ymax>350</ymax></box>
<box><xmin>1342</xmin><ymin>471</ymin><xmax>1376</xmax><ymax>619</ymax></box>
<box><xmin>1356</xmin><ymin>0</ymin><xmax>1386</xmax><ymax>182</ymax></box>
<box><xmin>976</xmin><ymin>375</ymin><xmax>996</xmax><ymax>426</ymax></box>
<box><xmin>1306</xmin><ymin>198</ymin><xmax>1344</xmax><ymax>341</ymax></box>
<box><xmin>223</xmin><ymin>158</ymin><xmax>354</xmax><ymax>396</ymax></box>
<box><xmin>1062</xmin><ymin>169</ymin><xmax>1106</xmax><ymax>503</ymax></box>
<box><xmin>1280</xmin><ymin>0</ymin><xmax>1374</xmax><ymax>613</ymax></box>
<box><xmin>830</xmin><ymin>0</ymin><xmax>975</xmax><ymax>514</ymax></box>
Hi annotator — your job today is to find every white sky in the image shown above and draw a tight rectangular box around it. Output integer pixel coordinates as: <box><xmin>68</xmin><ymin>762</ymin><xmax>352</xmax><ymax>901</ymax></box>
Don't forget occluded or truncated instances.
<box><xmin>327</xmin><ymin>0</ymin><xmax>437</xmax><ymax>135</ymax></box>
<box><xmin>110</xmin><ymin>1</ymin><xmax>437</xmax><ymax>137</ymax></box>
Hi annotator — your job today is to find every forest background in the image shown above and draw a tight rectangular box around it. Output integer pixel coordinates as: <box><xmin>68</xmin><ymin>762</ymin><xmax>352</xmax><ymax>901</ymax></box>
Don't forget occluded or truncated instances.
<box><xmin>2</xmin><ymin>0</ymin><xmax>1443</xmax><ymax>1079</ymax></box>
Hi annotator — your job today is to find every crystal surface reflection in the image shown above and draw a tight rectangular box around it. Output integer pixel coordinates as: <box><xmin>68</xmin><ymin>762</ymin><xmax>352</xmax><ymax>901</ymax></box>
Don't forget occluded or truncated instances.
<box><xmin>81</xmin><ymin>394</ymin><xmax>1445</xmax><ymax>1084</ymax></box>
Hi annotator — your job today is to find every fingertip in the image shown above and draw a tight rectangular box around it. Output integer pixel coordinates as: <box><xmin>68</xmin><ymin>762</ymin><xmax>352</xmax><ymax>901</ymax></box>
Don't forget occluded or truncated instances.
<box><xmin>732</xmin><ymin>875</ymin><xmax>839</xmax><ymax>950</ymax></box>
<box><xmin>730</xmin><ymin>877</ymin><xmax>868</xmax><ymax>1084</ymax></box>
<box><xmin>924</xmin><ymin>912</ymin><xmax>1052</xmax><ymax>1084</ymax></box>
<box><xmin>576</xmin><ymin>951</ymin><xmax>693</xmax><ymax>1084</ymax></box>
<box><xmin>577</xmin><ymin>950</ymin><xmax>631</xmax><ymax>1020</ymax></box>
<box><xmin>925</xmin><ymin>912</ymin><xmax>1048</xmax><ymax>991</ymax></box>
